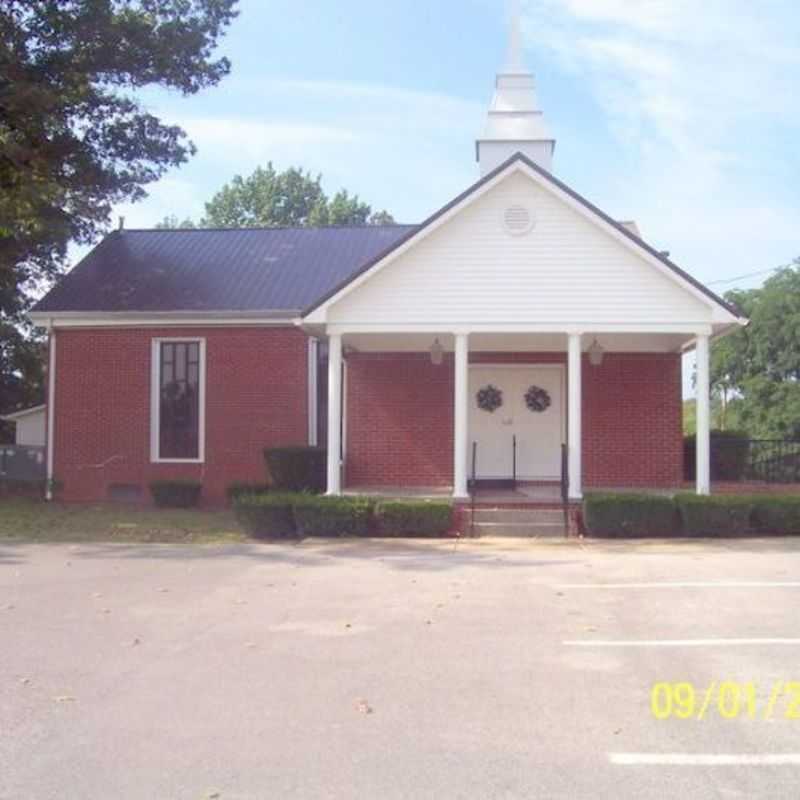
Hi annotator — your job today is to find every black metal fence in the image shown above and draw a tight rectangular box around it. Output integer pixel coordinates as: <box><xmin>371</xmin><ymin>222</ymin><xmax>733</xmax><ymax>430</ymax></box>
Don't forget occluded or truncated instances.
<box><xmin>745</xmin><ymin>440</ymin><xmax>800</xmax><ymax>483</ymax></box>
<box><xmin>0</xmin><ymin>445</ymin><xmax>46</xmax><ymax>483</ymax></box>
<box><xmin>685</xmin><ymin>436</ymin><xmax>800</xmax><ymax>484</ymax></box>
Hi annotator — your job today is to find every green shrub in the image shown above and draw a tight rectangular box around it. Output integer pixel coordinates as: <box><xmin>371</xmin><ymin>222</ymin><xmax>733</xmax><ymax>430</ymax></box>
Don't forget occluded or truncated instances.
<box><xmin>583</xmin><ymin>493</ymin><xmax>679</xmax><ymax>538</ymax></box>
<box><xmin>683</xmin><ymin>430</ymin><xmax>750</xmax><ymax>482</ymax></box>
<box><xmin>751</xmin><ymin>496</ymin><xmax>800</xmax><ymax>535</ymax></box>
<box><xmin>226</xmin><ymin>482</ymin><xmax>270</xmax><ymax>504</ymax></box>
<box><xmin>233</xmin><ymin>492</ymin><xmax>297</xmax><ymax>539</ymax></box>
<box><xmin>377</xmin><ymin>500</ymin><xmax>454</xmax><ymax>537</ymax></box>
<box><xmin>293</xmin><ymin>495</ymin><xmax>374</xmax><ymax>537</ymax></box>
<box><xmin>264</xmin><ymin>446</ymin><xmax>326</xmax><ymax>492</ymax></box>
<box><xmin>675</xmin><ymin>494</ymin><xmax>754</xmax><ymax>537</ymax></box>
<box><xmin>149</xmin><ymin>479</ymin><xmax>202</xmax><ymax>508</ymax></box>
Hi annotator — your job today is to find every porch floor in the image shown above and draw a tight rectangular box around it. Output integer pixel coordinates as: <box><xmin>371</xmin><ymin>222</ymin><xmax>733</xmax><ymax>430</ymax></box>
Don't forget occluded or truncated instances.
<box><xmin>344</xmin><ymin>484</ymin><xmax>565</xmax><ymax>505</ymax></box>
<box><xmin>344</xmin><ymin>484</ymin><xmax>684</xmax><ymax>506</ymax></box>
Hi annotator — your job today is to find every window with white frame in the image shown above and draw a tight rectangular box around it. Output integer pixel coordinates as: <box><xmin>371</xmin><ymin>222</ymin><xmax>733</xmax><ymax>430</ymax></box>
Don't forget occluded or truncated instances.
<box><xmin>151</xmin><ymin>339</ymin><xmax>206</xmax><ymax>462</ymax></box>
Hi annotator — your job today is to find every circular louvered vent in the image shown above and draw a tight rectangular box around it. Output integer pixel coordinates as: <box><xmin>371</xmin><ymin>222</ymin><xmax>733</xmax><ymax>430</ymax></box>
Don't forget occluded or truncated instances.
<box><xmin>503</xmin><ymin>205</ymin><xmax>535</xmax><ymax>236</ymax></box>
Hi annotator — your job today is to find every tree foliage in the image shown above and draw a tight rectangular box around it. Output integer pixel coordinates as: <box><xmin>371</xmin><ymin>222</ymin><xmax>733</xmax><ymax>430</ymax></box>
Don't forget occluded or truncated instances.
<box><xmin>155</xmin><ymin>214</ymin><xmax>196</xmax><ymax>230</ymax></box>
<box><xmin>711</xmin><ymin>261</ymin><xmax>800</xmax><ymax>439</ymax></box>
<box><xmin>0</xmin><ymin>0</ymin><xmax>237</xmax><ymax>413</ymax></box>
<box><xmin>0</xmin><ymin>320</ymin><xmax>44</xmax><ymax>442</ymax></box>
<box><xmin>161</xmin><ymin>162</ymin><xmax>395</xmax><ymax>229</ymax></box>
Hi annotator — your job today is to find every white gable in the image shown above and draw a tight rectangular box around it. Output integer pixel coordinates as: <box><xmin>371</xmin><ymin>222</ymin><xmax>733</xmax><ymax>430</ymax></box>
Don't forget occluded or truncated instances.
<box><xmin>324</xmin><ymin>167</ymin><xmax>721</xmax><ymax>328</ymax></box>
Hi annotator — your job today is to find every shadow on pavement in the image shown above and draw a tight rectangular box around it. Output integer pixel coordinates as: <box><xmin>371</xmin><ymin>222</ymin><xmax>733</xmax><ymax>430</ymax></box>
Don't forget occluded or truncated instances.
<box><xmin>8</xmin><ymin>538</ymin><xmax>583</xmax><ymax>572</ymax></box>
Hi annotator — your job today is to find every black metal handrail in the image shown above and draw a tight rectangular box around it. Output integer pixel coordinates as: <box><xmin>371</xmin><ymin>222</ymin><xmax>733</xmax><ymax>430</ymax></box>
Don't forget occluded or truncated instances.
<box><xmin>512</xmin><ymin>434</ymin><xmax>517</xmax><ymax>491</ymax></box>
<box><xmin>469</xmin><ymin>441</ymin><xmax>477</xmax><ymax>536</ymax></box>
<box><xmin>560</xmin><ymin>443</ymin><xmax>569</xmax><ymax>532</ymax></box>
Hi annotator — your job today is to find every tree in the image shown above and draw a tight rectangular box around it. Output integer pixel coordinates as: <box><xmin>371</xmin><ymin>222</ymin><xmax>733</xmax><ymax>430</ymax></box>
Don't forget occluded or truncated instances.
<box><xmin>155</xmin><ymin>215</ymin><xmax>196</xmax><ymax>230</ymax></box>
<box><xmin>181</xmin><ymin>162</ymin><xmax>395</xmax><ymax>228</ymax></box>
<box><xmin>710</xmin><ymin>260</ymin><xmax>800</xmax><ymax>439</ymax></box>
<box><xmin>0</xmin><ymin>320</ymin><xmax>44</xmax><ymax>442</ymax></box>
<box><xmin>0</xmin><ymin>0</ymin><xmax>238</xmax><ymax>413</ymax></box>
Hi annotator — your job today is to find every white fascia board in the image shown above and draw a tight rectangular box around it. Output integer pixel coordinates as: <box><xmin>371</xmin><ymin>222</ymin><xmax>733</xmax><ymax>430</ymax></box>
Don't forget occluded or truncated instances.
<box><xmin>1</xmin><ymin>404</ymin><xmax>46</xmax><ymax>421</ymax></box>
<box><xmin>29</xmin><ymin>311</ymin><xmax>298</xmax><ymax>328</ymax></box>
<box><xmin>303</xmin><ymin>165</ymin><xmax>519</xmax><ymax>325</ymax></box>
<box><xmin>327</xmin><ymin>322</ymin><xmax>714</xmax><ymax>336</ymax></box>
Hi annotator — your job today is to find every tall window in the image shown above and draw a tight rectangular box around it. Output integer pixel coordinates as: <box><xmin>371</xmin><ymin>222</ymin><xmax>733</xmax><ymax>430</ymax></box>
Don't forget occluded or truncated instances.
<box><xmin>154</xmin><ymin>340</ymin><xmax>204</xmax><ymax>461</ymax></box>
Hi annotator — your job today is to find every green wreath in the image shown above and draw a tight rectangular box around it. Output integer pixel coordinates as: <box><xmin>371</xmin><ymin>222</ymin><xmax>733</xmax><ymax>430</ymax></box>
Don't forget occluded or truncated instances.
<box><xmin>476</xmin><ymin>384</ymin><xmax>503</xmax><ymax>413</ymax></box>
<box><xmin>525</xmin><ymin>385</ymin><xmax>551</xmax><ymax>412</ymax></box>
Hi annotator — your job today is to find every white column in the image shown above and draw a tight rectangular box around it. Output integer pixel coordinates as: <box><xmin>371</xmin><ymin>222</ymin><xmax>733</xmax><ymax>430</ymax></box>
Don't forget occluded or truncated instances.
<box><xmin>695</xmin><ymin>334</ymin><xmax>711</xmax><ymax>495</ymax></box>
<box><xmin>326</xmin><ymin>333</ymin><xmax>343</xmax><ymax>496</ymax></box>
<box><xmin>567</xmin><ymin>332</ymin><xmax>583</xmax><ymax>500</ymax></box>
<box><xmin>453</xmin><ymin>332</ymin><xmax>469</xmax><ymax>499</ymax></box>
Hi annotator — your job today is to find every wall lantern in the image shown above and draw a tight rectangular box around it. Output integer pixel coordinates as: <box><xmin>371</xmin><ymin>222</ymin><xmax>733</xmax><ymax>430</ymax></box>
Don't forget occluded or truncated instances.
<box><xmin>429</xmin><ymin>338</ymin><xmax>444</xmax><ymax>366</ymax></box>
<box><xmin>587</xmin><ymin>338</ymin><xmax>605</xmax><ymax>367</ymax></box>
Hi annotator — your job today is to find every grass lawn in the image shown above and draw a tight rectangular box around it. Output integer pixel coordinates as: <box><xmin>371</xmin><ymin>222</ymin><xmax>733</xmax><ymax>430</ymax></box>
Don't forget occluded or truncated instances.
<box><xmin>0</xmin><ymin>497</ymin><xmax>246</xmax><ymax>544</ymax></box>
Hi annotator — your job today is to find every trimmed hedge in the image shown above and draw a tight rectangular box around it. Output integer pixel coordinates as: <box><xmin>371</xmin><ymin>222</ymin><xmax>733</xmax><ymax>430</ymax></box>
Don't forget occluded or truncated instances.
<box><xmin>583</xmin><ymin>493</ymin><xmax>678</xmax><ymax>538</ymax></box>
<box><xmin>583</xmin><ymin>493</ymin><xmax>800</xmax><ymax>539</ymax></box>
<box><xmin>683</xmin><ymin>430</ymin><xmax>750</xmax><ymax>482</ymax></box>
<box><xmin>149</xmin><ymin>479</ymin><xmax>202</xmax><ymax>508</ymax></box>
<box><xmin>675</xmin><ymin>494</ymin><xmax>754</xmax><ymax>537</ymax></box>
<box><xmin>226</xmin><ymin>481</ymin><xmax>270</xmax><ymax>504</ymax></box>
<box><xmin>751</xmin><ymin>496</ymin><xmax>800</xmax><ymax>535</ymax></box>
<box><xmin>232</xmin><ymin>493</ymin><xmax>455</xmax><ymax>539</ymax></box>
<box><xmin>233</xmin><ymin>492</ymin><xmax>296</xmax><ymax>539</ymax></box>
<box><xmin>293</xmin><ymin>495</ymin><xmax>374</xmax><ymax>537</ymax></box>
<box><xmin>264</xmin><ymin>446</ymin><xmax>326</xmax><ymax>493</ymax></box>
<box><xmin>377</xmin><ymin>500</ymin><xmax>454</xmax><ymax>537</ymax></box>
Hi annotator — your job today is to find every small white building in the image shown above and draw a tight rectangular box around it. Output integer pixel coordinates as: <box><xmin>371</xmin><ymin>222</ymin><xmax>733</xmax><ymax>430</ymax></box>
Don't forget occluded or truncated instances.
<box><xmin>1</xmin><ymin>405</ymin><xmax>47</xmax><ymax>447</ymax></box>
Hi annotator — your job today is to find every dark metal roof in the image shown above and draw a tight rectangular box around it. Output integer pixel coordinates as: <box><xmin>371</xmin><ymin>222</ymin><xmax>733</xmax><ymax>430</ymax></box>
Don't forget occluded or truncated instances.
<box><xmin>304</xmin><ymin>152</ymin><xmax>744</xmax><ymax>320</ymax></box>
<box><xmin>33</xmin><ymin>225</ymin><xmax>417</xmax><ymax>314</ymax></box>
<box><xmin>34</xmin><ymin>154</ymin><xmax>741</xmax><ymax>322</ymax></box>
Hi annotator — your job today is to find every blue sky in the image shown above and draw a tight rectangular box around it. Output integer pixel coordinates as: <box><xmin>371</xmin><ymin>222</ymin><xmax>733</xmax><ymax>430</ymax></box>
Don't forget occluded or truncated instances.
<box><xmin>117</xmin><ymin>0</ymin><xmax>799</xmax><ymax>293</ymax></box>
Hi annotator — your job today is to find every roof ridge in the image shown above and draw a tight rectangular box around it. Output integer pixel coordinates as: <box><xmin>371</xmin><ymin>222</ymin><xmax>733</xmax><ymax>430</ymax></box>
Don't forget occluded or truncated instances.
<box><xmin>120</xmin><ymin>223</ymin><xmax>419</xmax><ymax>233</ymax></box>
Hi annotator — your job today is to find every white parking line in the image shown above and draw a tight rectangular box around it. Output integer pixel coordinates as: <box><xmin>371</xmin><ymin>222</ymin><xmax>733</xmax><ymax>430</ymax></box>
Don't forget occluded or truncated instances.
<box><xmin>557</xmin><ymin>582</ymin><xmax>800</xmax><ymax>589</ymax></box>
<box><xmin>563</xmin><ymin>638</ymin><xmax>800</xmax><ymax>647</ymax></box>
<box><xmin>610</xmin><ymin>753</ymin><xmax>800</xmax><ymax>766</ymax></box>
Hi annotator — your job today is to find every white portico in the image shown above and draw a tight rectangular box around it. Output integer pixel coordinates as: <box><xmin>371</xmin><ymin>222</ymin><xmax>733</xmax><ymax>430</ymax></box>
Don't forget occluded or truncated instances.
<box><xmin>304</xmin><ymin>15</ymin><xmax>744</xmax><ymax>502</ymax></box>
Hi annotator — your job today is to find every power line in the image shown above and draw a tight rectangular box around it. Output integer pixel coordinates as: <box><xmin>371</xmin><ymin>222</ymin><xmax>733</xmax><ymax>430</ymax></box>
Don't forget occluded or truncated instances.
<box><xmin>707</xmin><ymin>266</ymin><xmax>781</xmax><ymax>287</ymax></box>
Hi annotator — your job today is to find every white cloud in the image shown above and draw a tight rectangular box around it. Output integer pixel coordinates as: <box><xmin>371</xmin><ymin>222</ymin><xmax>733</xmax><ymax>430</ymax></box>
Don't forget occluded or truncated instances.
<box><xmin>120</xmin><ymin>79</ymin><xmax>484</xmax><ymax>228</ymax></box>
<box><xmin>180</xmin><ymin>118</ymin><xmax>359</xmax><ymax>162</ymax></box>
<box><xmin>523</xmin><ymin>0</ymin><xmax>800</xmax><ymax>279</ymax></box>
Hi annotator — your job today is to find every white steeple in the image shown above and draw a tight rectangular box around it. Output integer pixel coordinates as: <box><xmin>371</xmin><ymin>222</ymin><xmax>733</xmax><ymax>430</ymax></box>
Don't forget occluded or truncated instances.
<box><xmin>476</xmin><ymin>3</ymin><xmax>555</xmax><ymax>175</ymax></box>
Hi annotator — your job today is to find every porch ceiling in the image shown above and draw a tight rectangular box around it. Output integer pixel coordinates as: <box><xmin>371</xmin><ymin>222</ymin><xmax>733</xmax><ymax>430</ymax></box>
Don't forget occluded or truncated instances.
<box><xmin>342</xmin><ymin>331</ymin><xmax>691</xmax><ymax>354</ymax></box>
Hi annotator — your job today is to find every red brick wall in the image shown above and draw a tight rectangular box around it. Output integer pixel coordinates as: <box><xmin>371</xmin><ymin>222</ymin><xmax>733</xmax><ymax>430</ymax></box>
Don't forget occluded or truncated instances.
<box><xmin>583</xmin><ymin>353</ymin><xmax>683</xmax><ymax>487</ymax></box>
<box><xmin>345</xmin><ymin>353</ymin><xmax>454</xmax><ymax>487</ymax></box>
<box><xmin>343</xmin><ymin>351</ymin><xmax>683</xmax><ymax>489</ymax></box>
<box><xmin>52</xmin><ymin>333</ymin><xmax>683</xmax><ymax>501</ymax></box>
<box><xmin>53</xmin><ymin>326</ymin><xmax>308</xmax><ymax>504</ymax></box>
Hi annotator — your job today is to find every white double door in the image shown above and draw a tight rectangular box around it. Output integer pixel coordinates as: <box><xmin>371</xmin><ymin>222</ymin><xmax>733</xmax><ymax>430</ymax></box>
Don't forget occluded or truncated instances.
<box><xmin>468</xmin><ymin>365</ymin><xmax>564</xmax><ymax>481</ymax></box>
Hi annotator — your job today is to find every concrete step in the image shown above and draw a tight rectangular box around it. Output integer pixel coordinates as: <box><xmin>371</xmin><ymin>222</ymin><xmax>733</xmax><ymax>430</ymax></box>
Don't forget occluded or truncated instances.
<box><xmin>471</xmin><ymin>507</ymin><xmax>566</xmax><ymax>525</ymax></box>
<box><xmin>471</xmin><ymin>520</ymin><xmax>567</xmax><ymax>538</ymax></box>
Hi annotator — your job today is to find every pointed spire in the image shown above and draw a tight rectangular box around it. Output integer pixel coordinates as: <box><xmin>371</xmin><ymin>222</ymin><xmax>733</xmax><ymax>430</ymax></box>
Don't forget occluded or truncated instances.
<box><xmin>475</xmin><ymin>1</ymin><xmax>556</xmax><ymax>175</ymax></box>
<box><xmin>504</xmin><ymin>0</ymin><xmax>525</xmax><ymax>73</ymax></box>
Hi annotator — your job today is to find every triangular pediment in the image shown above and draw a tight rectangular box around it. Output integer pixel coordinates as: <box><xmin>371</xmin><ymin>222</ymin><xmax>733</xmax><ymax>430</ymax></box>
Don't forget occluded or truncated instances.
<box><xmin>305</xmin><ymin>155</ymin><xmax>740</xmax><ymax>330</ymax></box>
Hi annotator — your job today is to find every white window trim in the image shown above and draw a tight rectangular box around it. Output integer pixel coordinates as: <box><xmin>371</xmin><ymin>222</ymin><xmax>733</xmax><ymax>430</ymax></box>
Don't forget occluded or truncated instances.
<box><xmin>307</xmin><ymin>337</ymin><xmax>319</xmax><ymax>446</ymax></box>
<box><xmin>150</xmin><ymin>337</ymin><xmax>207</xmax><ymax>464</ymax></box>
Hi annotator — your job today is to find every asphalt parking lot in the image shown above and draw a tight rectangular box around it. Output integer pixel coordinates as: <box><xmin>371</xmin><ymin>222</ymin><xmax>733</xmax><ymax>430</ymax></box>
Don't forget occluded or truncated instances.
<box><xmin>2</xmin><ymin>537</ymin><xmax>800</xmax><ymax>799</ymax></box>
